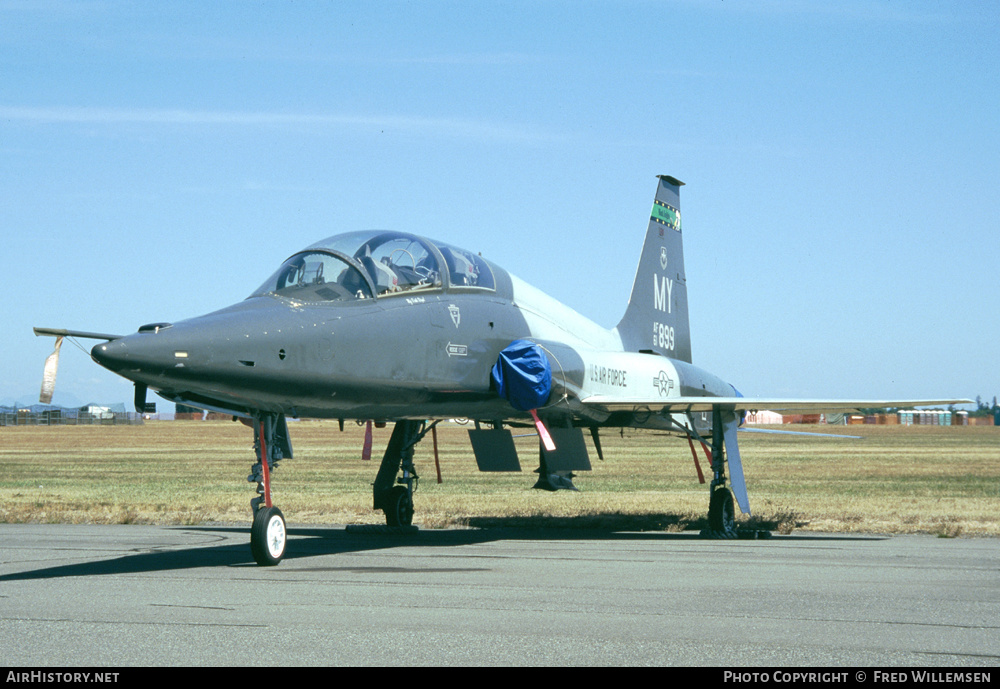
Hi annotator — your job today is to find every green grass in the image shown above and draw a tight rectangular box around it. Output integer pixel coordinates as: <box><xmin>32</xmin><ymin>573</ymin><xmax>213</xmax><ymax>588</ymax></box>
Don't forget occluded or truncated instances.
<box><xmin>1</xmin><ymin>421</ymin><xmax>997</xmax><ymax>535</ymax></box>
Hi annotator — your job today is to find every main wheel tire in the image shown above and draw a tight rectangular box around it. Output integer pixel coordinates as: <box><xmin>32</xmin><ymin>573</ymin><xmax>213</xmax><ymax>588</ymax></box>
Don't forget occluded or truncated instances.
<box><xmin>384</xmin><ymin>486</ymin><xmax>413</xmax><ymax>527</ymax></box>
<box><xmin>250</xmin><ymin>506</ymin><xmax>286</xmax><ymax>566</ymax></box>
<box><xmin>708</xmin><ymin>486</ymin><xmax>736</xmax><ymax>533</ymax></box>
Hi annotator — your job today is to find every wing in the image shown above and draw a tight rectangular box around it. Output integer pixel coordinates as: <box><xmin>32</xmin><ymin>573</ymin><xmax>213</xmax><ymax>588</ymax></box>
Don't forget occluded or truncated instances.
<box><xmin>580</xmin><ymin>395</ymin><xmax>969</xmax><ymax>519</ymax></box>
<box><xmin>580</xmin><ymin>396</ymin><xmax>969</xmax><ymax>413</ymax></box>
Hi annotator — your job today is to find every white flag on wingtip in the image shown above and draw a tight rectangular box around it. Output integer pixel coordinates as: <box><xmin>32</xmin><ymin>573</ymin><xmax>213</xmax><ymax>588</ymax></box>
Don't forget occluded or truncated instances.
<box><xmin>39</xmin><ymin>336</ymin><xmax>64</xmax><ymax>404</ymax></box>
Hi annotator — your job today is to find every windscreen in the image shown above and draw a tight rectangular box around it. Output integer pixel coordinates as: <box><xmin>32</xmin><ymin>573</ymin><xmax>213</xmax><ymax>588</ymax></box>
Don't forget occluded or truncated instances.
<box><xmin>249</xmin><ymin>251</ymin><xmax>374</xmax><ymax>302</ymax></box>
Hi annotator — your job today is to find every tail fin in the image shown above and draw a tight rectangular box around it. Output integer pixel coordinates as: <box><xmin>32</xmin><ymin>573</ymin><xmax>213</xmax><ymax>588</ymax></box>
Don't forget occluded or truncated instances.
<box><xmin>615</xmin><ymin>175</ymin><xmax>692</xmax><ymax>363</ymax></box>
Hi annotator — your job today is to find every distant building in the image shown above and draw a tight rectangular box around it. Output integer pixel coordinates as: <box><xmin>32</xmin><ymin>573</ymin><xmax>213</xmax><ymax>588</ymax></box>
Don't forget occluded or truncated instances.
<box><xmin>744</xmin><ymin>410</ymin><xmax>783</xmax><ymax>424</ymax></box>
<box><xmin>898</xmin><ymin>410</ymin><xmax>953</xmax><ymax>426</ymax></box>
<box><xmin>0</xmin><ymin>402</ymin><xmax>141</xmax><ymax>426</ymax></box>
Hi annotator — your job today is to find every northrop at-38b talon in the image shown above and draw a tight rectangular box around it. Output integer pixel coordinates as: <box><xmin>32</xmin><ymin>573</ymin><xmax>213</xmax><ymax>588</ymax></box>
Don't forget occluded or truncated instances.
<box><xmin>35</xmin><ymin>176</ymin><xmax>966</xmax><ymax>565</ymax></box>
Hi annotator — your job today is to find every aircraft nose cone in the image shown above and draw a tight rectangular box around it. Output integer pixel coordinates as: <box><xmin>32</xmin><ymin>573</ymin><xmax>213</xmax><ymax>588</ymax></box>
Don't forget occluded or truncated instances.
<box><xmin>91</xmin><ymin>338</ymin><xmax>130</xmax><ymax>372</ymax></box>
<box><xmin>91</xmin><ymin>332</ymin><xmax>178</xmax><ymax>376</ymax></box>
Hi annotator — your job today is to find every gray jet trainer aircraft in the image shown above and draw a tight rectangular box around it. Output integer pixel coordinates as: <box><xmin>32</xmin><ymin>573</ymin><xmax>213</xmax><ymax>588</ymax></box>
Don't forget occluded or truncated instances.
<box><xmin>35</xmin><ymin>176</ymin><xmax>965</xmax><ymax>565</ymax></box>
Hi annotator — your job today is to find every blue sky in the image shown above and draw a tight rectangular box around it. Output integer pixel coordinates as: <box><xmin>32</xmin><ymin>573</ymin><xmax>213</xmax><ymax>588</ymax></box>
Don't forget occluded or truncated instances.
<box><xmin>2</xmin><ymin>0</ymin><xmax>997</xmax><ymax>410</ymax></box>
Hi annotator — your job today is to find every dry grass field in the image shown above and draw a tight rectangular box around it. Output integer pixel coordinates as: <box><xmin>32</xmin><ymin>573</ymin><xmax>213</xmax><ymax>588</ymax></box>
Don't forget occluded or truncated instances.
<box><xmin>2</xmin><ymin>420</ymin><xmax>997</xmax><ymax>536</ymax></box>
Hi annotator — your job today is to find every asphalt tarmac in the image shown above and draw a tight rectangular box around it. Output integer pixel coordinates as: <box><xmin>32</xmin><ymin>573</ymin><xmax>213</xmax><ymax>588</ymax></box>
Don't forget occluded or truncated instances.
<box><xmin>1</xmin><ymin>524</ymin><xmax>997</xmax><ymax>667</ymax></box>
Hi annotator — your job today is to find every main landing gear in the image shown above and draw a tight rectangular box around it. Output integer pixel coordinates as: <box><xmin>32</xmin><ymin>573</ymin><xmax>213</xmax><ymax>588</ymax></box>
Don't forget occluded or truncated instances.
<box><xmin>371</xmin><ymin>420</ymin><xmax>437</xmax><ymax>527</ymax></box>
<box><xmin>684</xmin><ymin>407</ymin><xmax>739</xmax><ymax>538</ymax></box>
<box><xmin>693</xmin><ymin>407</ymin><xmax>768</xmax><ymax>539</ymax></box>
<box><xmin>705</xmin><ymin>406</ymin><xmax>737</xmax><ymax>537</ymax></box>
<box><xmin>247</xmin><ymin>413</ymin><xmax>292</xmax><ymax>565</ymax></box>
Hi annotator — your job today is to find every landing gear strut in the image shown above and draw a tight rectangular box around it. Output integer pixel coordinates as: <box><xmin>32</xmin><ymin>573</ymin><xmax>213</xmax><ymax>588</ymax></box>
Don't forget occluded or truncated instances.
<box><xmin>248</xmin><ymin>413</ymin><xmax>291</xmax><ymax>564</ymax></box>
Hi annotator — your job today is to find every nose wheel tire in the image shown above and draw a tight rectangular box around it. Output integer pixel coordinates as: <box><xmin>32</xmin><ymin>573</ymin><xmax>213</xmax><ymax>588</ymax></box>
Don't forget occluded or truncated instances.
<box><xmin>251</xmin><ymin>506</ymin><xmax>287</xmax><ymax>566</ymax></box>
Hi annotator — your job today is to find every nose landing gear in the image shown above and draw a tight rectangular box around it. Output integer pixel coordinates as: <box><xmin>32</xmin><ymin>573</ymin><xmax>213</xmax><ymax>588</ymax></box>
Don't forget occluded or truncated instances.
<box><xmin>247</xmin><ymin>413</ymin><xmax>292</xmax><ymax>565</ymax></box>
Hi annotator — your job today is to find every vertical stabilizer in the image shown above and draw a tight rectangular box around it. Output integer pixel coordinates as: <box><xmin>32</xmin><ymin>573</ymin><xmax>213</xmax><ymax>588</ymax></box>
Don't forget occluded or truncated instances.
<box><xmin>615</xmin><ymin>175</ymin><xmax>692</xmax><ymax>363</ymax></box>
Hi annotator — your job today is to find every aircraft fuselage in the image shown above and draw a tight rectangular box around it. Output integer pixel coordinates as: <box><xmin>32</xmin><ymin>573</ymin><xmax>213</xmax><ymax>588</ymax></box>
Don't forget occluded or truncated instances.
<box><xmin>91</xmin><ymin>263</ymin><xmax>733</xmax><ymax>430</ymax></box>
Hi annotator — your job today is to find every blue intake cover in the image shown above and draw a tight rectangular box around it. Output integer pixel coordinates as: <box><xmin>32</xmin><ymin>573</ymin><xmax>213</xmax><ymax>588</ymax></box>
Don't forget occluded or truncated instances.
<box><xmin>491</xmin><ymin>340</ymin><xmax>552</xmax><ymax>411</ymax></box>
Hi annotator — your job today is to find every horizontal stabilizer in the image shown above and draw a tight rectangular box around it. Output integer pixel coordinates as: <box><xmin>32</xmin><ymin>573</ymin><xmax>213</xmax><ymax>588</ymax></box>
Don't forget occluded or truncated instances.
<box><xmin>534</xmin><ymin>472</ymin><xmax>579</xmax><ymax>491</ymax></box>
<box><xmin>739</xmin><ymin>428</ymin><xmax>862</xmax><ymax>439</ymax></box>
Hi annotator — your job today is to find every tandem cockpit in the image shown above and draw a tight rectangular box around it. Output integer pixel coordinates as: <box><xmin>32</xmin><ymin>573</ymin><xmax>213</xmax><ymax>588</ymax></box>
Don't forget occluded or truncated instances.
<box><xmin>249</xmin><ymin>230</ymin><xmax>497</xmax><ymax>303</ymax></box>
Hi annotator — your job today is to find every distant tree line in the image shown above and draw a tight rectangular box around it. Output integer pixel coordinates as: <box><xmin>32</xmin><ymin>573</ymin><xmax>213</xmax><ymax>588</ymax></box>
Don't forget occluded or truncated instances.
<box><xmin>971</xmin><ymin>395</ymin><xmax>1000</xmax><ymax>418</ymax></box>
